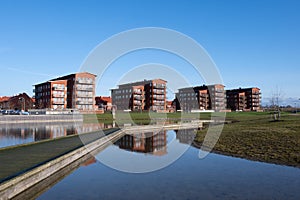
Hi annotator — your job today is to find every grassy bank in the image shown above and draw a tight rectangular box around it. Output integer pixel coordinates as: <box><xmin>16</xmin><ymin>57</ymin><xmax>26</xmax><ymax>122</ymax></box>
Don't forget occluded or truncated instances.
<box><xmin>194</xmin><ymin>112</ymin><xmax>300</xmax><ymax>167</ymax></box>
<box><xmin>0</xmin><ymin>128</ymin><xmax>119</xmax><ymax>183</ymax></box>
<box><xmin>83</xmin><ymin>111</ymin><xmax>212</xmax><ymax>124</ymax></box>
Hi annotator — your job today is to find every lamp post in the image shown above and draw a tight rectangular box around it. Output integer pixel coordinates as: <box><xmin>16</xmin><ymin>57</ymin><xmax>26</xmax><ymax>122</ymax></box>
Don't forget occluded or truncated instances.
<box><xmin>19</xmin><ymin>97</ymin><xmax>25</xmax><ymax>111</ymax></box>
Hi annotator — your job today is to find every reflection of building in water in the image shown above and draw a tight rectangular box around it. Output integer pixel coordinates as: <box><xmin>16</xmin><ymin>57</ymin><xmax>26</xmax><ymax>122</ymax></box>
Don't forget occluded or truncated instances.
<box><xmin>116</xmin><ymin>131</ymin><xmax>167</xmax><ymax>156</ymax></box>
<box><xmin>175</xmin><ymin>129</ymin><xmax>196</xmax><ymax>144</ymax></box>
<box><xmin>0</xmin><ymin>122</ymin><xmax>115</xmax><ymax>148</ymax></box>
<box><xmin>34</xmin><ymin>125</ymin><xmax>76</xmax><ymax>141</ymax></box>
<box><xmin>35</xmin><ymin>123</ymin><xmax>107</xmax><ymax>141</ymax></box>
<box><xmin>0</xmin><ymin>127</ymin><xmax>32</xmax><ymax>140</ymax></box>
<box><xmin>80</xmin><ymin>157</ymin><xmax>96</xmax><ymax>167</ymax></box>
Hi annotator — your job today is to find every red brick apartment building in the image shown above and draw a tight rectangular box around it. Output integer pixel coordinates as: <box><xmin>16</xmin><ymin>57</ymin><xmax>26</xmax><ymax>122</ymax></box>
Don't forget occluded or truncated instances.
<box><xmin>34</xmin><ymin>72</ymin><xmax>96</xmax><ymax>111</ymax></box>
<box><xmin>226</xmin><ymin>87</ymin><xmax>261</xmax><ymax>111</ymax></box>
<box><xmin>175</xmin><ymin>84</ymin><xmax>226</xmax><ymax>111</ymax></box>
<box><xmin>111</xmin><ymin>79</ymin><xmax>167</xmax><ymax>112</ymax></box>
<box><xmin>0</xmin><ymin>93</ymin><xmax>34</xmax><ymax>111</ymax></box>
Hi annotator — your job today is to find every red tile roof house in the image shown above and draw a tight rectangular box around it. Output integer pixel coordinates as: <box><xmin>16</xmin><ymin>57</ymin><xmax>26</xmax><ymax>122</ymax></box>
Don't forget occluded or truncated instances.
<box><xmin>95</xmin><ymin>96</ymin><xmax>112</xmax><ymax>111</ymax></box>
<box><xmin>0</xmin><ymin>93</ymin><xmax>34</xmax><ymax>111</ymax></box>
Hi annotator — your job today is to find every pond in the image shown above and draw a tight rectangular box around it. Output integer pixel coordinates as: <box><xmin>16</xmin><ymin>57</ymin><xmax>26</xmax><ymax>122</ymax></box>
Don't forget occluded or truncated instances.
<box><xmin>0</xmin><ymin>122</ymin><xmax>114</xmax><ymax>148</ymax></box>
<box><xmin>37</xmin><ymin>129</ymin><xmax>300</xmax><ymax>200</ymax></box>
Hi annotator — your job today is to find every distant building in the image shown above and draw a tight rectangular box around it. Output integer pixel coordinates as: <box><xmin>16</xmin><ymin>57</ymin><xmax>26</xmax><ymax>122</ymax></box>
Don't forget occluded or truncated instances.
<box><xmin>95</xmin><ymin>96</ymin><xmax>112</xmax><ymax>111</ymax></box>
<box><xmin>111</xmin><ymin>79</ymin><xmax>167</xmax><ymax>112</ymax></box>
<box><xmin>175</xmin><ymin>84</ymin><xmax>226</xmax><ymax>111</ymax></box>
<box><xmin>226</xmin><ymin>87</ymin><xmax>261</xmax><ymax>111</ymax></box>
<box><xmin>0</xmin><ymin>93</ymin><xmax>34</xmax><ymax>111</ymax></box>
<box><xmin>166</xmin><ymin>100</ymin><xmax>175</xmax><ymax>113</ymax></box>
<box><xmin>34</xmin><ymin>72</ymin><xmax>96</xmax><ymax>111</ymax></box>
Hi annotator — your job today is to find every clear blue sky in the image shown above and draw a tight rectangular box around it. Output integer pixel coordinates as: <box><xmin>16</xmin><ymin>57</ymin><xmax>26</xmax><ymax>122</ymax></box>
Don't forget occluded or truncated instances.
<box><xmin>0</xmin><ymin>0</ymin><xmax>299</xmax><ymax>105</ymax></box>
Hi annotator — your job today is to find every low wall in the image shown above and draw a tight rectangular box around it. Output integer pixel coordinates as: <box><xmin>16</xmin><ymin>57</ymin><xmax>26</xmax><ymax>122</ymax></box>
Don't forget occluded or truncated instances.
<box><xmin>0</xmin><ymin>114</ymin><xmax>83</xmax><ymax>124</ymax></box>
<box><xmin>0</xmin><ymin>129</ymin><xmax>125</xmax><ymax>199</ymax></box>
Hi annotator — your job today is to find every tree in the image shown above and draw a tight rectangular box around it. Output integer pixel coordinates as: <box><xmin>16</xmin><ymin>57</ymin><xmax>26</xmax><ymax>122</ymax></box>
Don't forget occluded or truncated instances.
<box><xmin>270</xmin><ymin>86</ymin><xmax>284</xmax><ymax>121</ymax></box>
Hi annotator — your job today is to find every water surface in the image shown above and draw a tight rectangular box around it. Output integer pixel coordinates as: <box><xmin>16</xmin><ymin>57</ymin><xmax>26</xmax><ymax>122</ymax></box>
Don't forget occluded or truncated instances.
<box><xmin>37</xmin><ymin>130</ymin><xmax>300</xmax><ymax>200</ymax></box>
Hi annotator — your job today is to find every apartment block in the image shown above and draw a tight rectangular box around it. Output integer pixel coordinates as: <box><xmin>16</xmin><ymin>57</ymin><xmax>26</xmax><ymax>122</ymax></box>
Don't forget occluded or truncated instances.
<box><xmin>34</xmin><ymin>80</ymin><xmax>68</xmax><ymax>110</ymax></box>
<box><xmin>226</xmin><ymin>87</ymin><xmax>261</xmax><ymax>111</ymax></box>
<box><xmin>175</xmin><ymin>84</ymin><xmax>226</xmax><ymax>111</ymax></box>
<box><xmin>34</xmin><ymin>72</ymin><xmax>96</xmax><ymax>111</ymax></box>
<box><xmin>111</xmin><ymin>79</ymin><xmax>167</xmax><ymax>111</ymax></box>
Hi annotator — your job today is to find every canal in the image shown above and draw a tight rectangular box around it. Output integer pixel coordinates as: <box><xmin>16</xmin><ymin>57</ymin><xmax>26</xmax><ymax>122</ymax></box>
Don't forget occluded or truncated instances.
<box><xmin>30</xmin><ymin>129</ymin><xmax>300</xmax><ymax>200</ymax></box>
<box><xmin>0</xmin><ymin>122</ymin><xmax>113</xmax><ymax>148</ymax></box>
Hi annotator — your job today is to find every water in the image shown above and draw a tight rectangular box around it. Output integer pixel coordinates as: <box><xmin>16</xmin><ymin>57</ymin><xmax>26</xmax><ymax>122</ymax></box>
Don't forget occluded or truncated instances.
<box><xmin>0</xmin><ymin>122</ymin><xmax>113</xmax><ymax>148</ymax></box>
<box><xmin>37</xmin><ymin>130</ymin><xmax>300</xmax><ymax>200</ymax></box>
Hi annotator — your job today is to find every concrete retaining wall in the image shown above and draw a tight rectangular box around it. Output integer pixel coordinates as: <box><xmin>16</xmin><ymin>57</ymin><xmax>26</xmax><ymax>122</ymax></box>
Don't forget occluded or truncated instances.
<box><xmin>0</xmin><ymin>114</ymin><xmax>83</xmax><ymax>124</ymax></box>
<box><xmin>0</xmin><ymin>129</ymin><xmax>125</xmax><ymax>200</ymax></box>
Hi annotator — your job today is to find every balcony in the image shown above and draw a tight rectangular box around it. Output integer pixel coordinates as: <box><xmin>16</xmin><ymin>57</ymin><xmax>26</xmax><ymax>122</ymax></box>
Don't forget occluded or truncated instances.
<box><xmin>133</xmin><ymin>89</ymin><xmax>142</xmax><ymax>94</ymax></box>
<box><xmin>76</xmin><ymin>93</ymin><xmax>93</xmax><ymax>98</ymax></box>
<box><xmin>215</xmin><ymin>89</ymin><xmax>224</xmax><ymax>93</ymax></box>
<box><xmin>153</xmin><ymin>95</ymin><xmax>164</xmax><ymax>100</ymax></box>
<box><xmin>76</xmin><ymin>101</ymin><xmax>93</xmax><ymax>105</ymax></box>
<box><xmin>76</xmin><ymin>87</ymin><xmax>93</xmax><ymax>91</ymax></box>
<box><xmin>53</xmin><ymin>101</ymin><xmax>65</xmax><ymax>105</ymax></box>
<box><xmin>52</xmin><ymin>86</ymin><xmax>65</xmax><ymax>91</ymax></box>
<box><xmin>133</xmin><ymin>101</ymin><xmax>142</xmax><ymax>106</ymax></box>
<box><xmin>52</xmin><ymin>94</ymin><xmax>65</xmax><ymax>98</ymax></box>
<box><xmin>76</xmin><ymin>79</ymin><xmax>94</xmax><ymax>85</ymax></box>
<box><xmin>153</xmin><ymin>89</ymin><xmax>164</xmax><ymax>94</ymax></box>
<box><xmin>134</xmin><ymin>95</ymin><xmax>143</xmax><ymax>100</ymax></box>
<box><xmin>153</xmin><ymin>84</ymin><xmax>165</xmax><ymax>89</ymax></box>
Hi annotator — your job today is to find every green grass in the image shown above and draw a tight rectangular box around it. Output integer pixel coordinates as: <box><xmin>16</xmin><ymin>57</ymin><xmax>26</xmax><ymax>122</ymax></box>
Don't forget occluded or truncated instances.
<box><xmin>0</xmin><ymin>128</ymin><xmax>119</xmax><ymax>183</ymax></box>
<box><xmin>194</xmin><ymin>112</ymin><xmax>300</xmax><ymax>167</ymax></box>
<box><xmin>83</xmin><ymin>111</ymin><xmax>212</xmax><ymax>124</ymax></box>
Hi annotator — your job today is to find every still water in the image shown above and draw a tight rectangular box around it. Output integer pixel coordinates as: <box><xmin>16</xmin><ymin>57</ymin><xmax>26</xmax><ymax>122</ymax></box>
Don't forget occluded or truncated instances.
<box><xmin>37</xmin><ymin>130</ymin><xmax>300</xmax><ymax>200</ymax></box>
<box><xmin>0</xmin><ymin>122</ymin><xmax>113</xmax><ymax>148</ymax></box>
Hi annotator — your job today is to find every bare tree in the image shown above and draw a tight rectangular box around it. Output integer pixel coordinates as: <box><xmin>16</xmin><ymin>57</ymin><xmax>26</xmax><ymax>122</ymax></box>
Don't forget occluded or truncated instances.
<box><xmin>270</xmin><ymin>86</ymin><xmax>284</xmax><ymax>121</ymax></box>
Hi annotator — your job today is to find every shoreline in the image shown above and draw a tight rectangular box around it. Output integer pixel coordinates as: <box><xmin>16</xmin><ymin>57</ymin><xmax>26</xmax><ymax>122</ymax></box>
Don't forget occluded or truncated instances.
<box><xmin>192</xmin><ymin>141</ymin><xmax>300</xmax><ymax>168</ymax></box>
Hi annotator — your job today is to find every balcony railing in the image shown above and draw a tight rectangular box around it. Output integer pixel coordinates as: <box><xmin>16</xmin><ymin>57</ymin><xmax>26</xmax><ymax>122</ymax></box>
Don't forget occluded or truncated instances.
<box><xmin>52</xmin><ymin>87</ymin><xmax>65</xmax><ymax>91</ymax></box>
<box><xmin>153</xmin><ymin>95</ymin><xmax>164</xmax><ymax>100</ymax></box>
<box><xmin>53</xmin><ymin>101</ymin><xmax>65</xmax><ymax>105</ymax></box>
<box><xmin>76</xmin><ymin>101</ymin><xmax>93</xmax><ymax>105</ymax></box>
<box><xmin>153</xmin><ymin>89</ymin><xmax>164</xmax><ymax>94</ymax></box>
<box><xmin>153</xmin><ymin>84</ymin><xmax>165</xmax><ymax>89</ymax></box>
<box><xmin>76</xmin><ymin>79</ymin><xmax>94</xmax><ymax>85</ymax></box>
<box><xmin>52</xmin><ymin>94</ymin><xmax>65</xmax><ymax>98</ymax></box>
<box><xmin>133</xmin><ymin>101</ymin><xmax>142</xmax><ymax>106</ymax></box>
<box><xmin>134</xmin><ymin>95</ymin><xmax>143</xmax><ymax>100</ymax></box>
<box><xmin>76</xmin><ymin>87</ymin><xmax>93</xmax><ymax>91</ymax></box>
<box><xmin>133</xmin><ymin>90</ymin><xmax>142</xmax><ymax>94</ymax></box>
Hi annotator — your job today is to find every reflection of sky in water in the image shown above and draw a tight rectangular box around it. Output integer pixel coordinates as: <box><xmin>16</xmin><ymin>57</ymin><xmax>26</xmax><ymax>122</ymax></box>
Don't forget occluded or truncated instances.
<box><xmin>38</xmin><ymin>130</ymin><xmax>300</xmax><ymax>200</ymax></box>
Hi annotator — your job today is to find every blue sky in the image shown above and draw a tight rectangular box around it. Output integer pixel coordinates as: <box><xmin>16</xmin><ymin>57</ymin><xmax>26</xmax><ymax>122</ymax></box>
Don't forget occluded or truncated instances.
<box><xmin>0</xmin><ymin>0</ymin><xmax>299</xmax><ymax>105</ymax></box>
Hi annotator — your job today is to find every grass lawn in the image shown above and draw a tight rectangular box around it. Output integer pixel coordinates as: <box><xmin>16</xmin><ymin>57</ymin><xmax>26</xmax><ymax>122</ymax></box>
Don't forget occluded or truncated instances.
<box><xmin>0</xmin><ymin>128</ymin><xmax>119</xmax><ymax>183</ymax></box>
<box><xmin>83</xmin><ymin>111</ymin><xmax>212</xmax><ymax>124</ymax></box>
<box><xmin>194</xmin><ymin>112</ymin><xmax>300</xmax><ymax>167</ymax></box>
